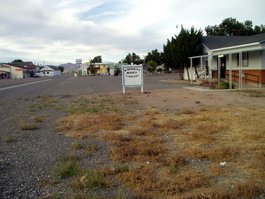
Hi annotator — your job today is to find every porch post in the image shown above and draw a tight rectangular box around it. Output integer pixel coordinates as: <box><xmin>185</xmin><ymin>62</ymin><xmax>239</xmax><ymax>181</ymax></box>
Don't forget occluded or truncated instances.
<box><xmin>200</xmin><ymin>57</ymin><xmax>203</xmax><ymax>71</ymax></box>
<box><xmin>218</xmin><ymin>56</ymin><xmax>221</xmax><ymax>84</ymax></box>
<box><xmin>229</xmin><ymin>53</ymin><xmax>232</xmax><ymax>89</ymax></box>
<box><xmin>190</xmin><ymin>58</ymin><xmax>193</xmax><ymax>84</ymax></box>
<box><xmin>208</xmin><ymin>55</ymin><xmax>212</xmax><ymax>79</ymax></box>
<box><xmin>239</xmin><ymin>52</ymin><xmax>243</xmax><ymax>90</ymax></box>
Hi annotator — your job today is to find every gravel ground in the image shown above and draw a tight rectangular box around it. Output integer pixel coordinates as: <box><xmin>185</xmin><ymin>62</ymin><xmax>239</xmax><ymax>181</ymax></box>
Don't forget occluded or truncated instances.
<box><xmin>1</xmin><ymin>87</ymin><xmax>265</xmax><ymax>198</ymax></box>
<box><xmin>0</xmin><ymin>96</ymin><xmax>112</xmax><ymax>198</ymax></box>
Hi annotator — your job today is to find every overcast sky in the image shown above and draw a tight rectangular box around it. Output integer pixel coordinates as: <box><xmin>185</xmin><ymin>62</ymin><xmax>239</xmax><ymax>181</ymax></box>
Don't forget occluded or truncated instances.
<box><xmin>0</xmin><ymin>0</ymin><xmax>264</xmax><ymax>65</ymax></box>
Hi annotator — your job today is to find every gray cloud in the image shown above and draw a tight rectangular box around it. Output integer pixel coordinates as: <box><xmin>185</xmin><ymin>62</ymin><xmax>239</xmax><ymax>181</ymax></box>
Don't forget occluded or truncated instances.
<box><xmin>0</xmin><ymin>0</ymin><xmax>265</xmax><ymax>64</ymax></box>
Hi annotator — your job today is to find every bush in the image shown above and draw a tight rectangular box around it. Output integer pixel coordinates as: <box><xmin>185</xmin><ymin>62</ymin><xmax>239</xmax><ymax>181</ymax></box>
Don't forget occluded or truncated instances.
<box><xmin>215</xmin><ymin>80</ymin><xmax>234</xmax><ymax>89</ymax></box>
<box><xmin>147</xmin><ymin>60</ymin><xmax>157</xmax><ymax>73</ymax></box>
<box><xmin>200</xmin><ymin>79</ymin><xmax>234</xmax><ymax>89</ymax></box>
<box><xmin>114</xmin><ymin>68</ymin><xmax>121</xmax><ymax>76</ymax></box>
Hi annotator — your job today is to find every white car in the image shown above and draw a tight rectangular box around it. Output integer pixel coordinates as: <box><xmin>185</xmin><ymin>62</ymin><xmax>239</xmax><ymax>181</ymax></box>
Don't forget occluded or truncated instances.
<box><xmin>34</xmin><ymin>72</ymin><xmax>41</xmax><ymax>78</ymax></box>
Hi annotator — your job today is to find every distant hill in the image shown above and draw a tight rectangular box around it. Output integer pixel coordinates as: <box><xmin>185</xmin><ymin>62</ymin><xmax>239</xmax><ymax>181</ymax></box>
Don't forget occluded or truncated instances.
<box><xmin>59</xmin><ymin>63</ymin><xmax>78</xmax><ymax>72</ymax></box>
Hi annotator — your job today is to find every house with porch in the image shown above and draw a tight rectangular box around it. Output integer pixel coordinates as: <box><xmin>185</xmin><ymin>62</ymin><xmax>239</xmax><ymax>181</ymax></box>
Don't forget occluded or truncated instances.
<box><xmin>189</xmin><ymin>33</ymin><xmax>265</xmax><ymax>88</ymax></box>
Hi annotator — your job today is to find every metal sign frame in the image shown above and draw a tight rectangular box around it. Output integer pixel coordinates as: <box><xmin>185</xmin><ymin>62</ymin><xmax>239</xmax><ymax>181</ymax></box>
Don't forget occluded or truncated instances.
<box><xmin>122</xmin><ymin>65</ymin><xmax>144</xmax><ymax>94</ymax></box>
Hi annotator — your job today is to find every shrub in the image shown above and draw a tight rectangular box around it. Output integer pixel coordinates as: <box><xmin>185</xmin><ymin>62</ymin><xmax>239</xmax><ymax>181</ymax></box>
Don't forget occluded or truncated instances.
<box><xmin>147</xmin><ymin>60</ymin><xmax>158</xmax><ymax>73</ymax></box>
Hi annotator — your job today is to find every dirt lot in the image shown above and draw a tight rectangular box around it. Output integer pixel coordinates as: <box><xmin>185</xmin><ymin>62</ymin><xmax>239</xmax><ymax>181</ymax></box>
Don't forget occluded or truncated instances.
<box><xmin>0</xmin><ymin>87</ymin><xmax>265</xmax><ymax>198</ymax></box>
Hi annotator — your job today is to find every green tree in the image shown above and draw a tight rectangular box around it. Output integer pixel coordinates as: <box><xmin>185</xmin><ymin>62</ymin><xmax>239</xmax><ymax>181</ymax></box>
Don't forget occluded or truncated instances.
<box><xmin>57</xmin><ymin>66</ymin><xmax>64</xmax><ymax>73</ymax></box>
<box><xmin>123</xmin><ymin>53</ymin><xmax>143</xmax><ymax>65</ymax></box>
<box><xmin>88</xmin><ymin>64</ymin><xmax>97</xmax><ymax>75</ymax></box>
<box><xmin>163</xmin><ymin>39</ymin><xmax>175</xmax><ymax>69</ymax></box>
<box><xmin>12</xmin><ymin>59</ymin><xmax>23</xmax><ymax>63</ymax></box>
<box><xmin>254</xmin><ymin>24</ymin><xmax>265</xmax><ymax>33</ymax></box>
<box><xmin>10</xmin><ymin>59</ymin><xmax>24</xmax><ymax>67</ymax></box>
<box><xmin>147</xmin><ymin>60</ymin><xmax>158</xmax><ymax>73</ymax></box>
<box><xmin>163</xmin><ymin>27</ymin><xmax>203</xmax><ymax>79</ymax></box>
<box><xmin>145</xmin><ymin>49</ymin><xmax>164</xmax><ymax>65</ymax></box>
<box><xmin>91</xmin><ymin>56</ymin><xmax>102</xmax><ymax>63</ymax></box>
<box><xmin>205</xmin><ymin>18</ymin><xmax>265</xmax><ymax>36</ymax></box>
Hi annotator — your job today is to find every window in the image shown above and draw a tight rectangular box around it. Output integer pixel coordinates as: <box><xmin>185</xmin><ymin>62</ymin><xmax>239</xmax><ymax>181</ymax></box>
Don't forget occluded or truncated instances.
<box><xmin>242</xmin><ymin>52</ymin><xmax>249</xmax><ymax>66</ymax></box>
<box><xmin>237</xmin><ymin>52</ymin><xmax>249</xmax><ymax>67</ymax></box>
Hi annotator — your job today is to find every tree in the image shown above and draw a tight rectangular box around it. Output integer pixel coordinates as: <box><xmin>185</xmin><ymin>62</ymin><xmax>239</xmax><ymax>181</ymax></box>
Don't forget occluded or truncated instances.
<box><xmin>163</xmin><ymin>27</ymin><xmax>203</xmax><ymax>79</ymax></box>
<box><xmin>12</xmin><ymin>59</ymin><xmax>23</xmax><ymax>63</ymax></box>
<box><xmin>145</xmin><ymin>49</ymin><xmax>164</xmax><ymax>65</ymax></box>
<box><xmin>57</xmin><ymin>66</ymin><xmax>64</xmax><ymax>73</ymax></box>
<box><xmin>254</xmin><ymin>24</ymin><xmax>265</xmax><ymax>33</ymax></box>
<box><xmin>123</xmin><ymin>53</ymin><xmax>143</xmax><ymax>65</ymax></box>
<box><xmin>91</xmin><ymin>56</ymin><xmax>102</xmax><ymax>63</ymax></box>
<box><xmin>147</xmin><ymin>60</ymin><xmax>158</xmax><ymax>73</ymax></box>
<box><xmin>205</xmin><ymin>18</ymin><xmax>265</xmax><ymax>36</ymax></box>
<box><xmin>88</xmin><ymin>64</ymin><xmax>97</xmax><ymax>75</ymax></box>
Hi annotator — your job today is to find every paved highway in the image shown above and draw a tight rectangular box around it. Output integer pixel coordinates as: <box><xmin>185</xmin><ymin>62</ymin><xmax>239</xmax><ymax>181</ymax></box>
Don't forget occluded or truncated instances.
<box><xmin>0</xmin><ymin>74</ymin><xmax>189</xmax><ymax>101</ymax></box>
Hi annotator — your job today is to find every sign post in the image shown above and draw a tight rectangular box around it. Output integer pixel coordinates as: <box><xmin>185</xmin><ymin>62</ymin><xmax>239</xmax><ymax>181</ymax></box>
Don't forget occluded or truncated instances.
<box><xmin>122</xmin><ymin>65</ymin><xmax>144</xmax><ymax>94</ymax></box>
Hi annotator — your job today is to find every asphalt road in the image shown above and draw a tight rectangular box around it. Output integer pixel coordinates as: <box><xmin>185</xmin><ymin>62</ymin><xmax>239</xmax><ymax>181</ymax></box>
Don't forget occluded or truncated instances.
<box><xmin>0</xmin><ymin>74</ymin><xmax>189</xmax><ymax>101</ymax></box>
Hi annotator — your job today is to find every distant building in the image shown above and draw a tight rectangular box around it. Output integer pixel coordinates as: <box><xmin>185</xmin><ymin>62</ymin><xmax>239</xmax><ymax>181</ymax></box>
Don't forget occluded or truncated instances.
<box><xmin>0</xmin><ymin>63</ymin><xmax>23</xmax><ymax>79</ymax></box>
<box><xmin>77</xmin><ymin>62</ymin><xmax>120</xmax><ymax>76</ymax></box>
<box><xmin>40</xmin><ymin>65</ymin><xmax>61</xmax><ymax>77</ymax></box>
<box><xmin>76</xmin><ymin>59</ymin><xmax>82</xmax><ymax>65</ymax></box>
<box><xmin>79</xmin><ymin>63</ymin><xmax>88</xmax><ymax>76</ymax></box>
<box><xmin>10</xmin><ymin>61</ymin><xmax>36</xmax><ymax>78</ymax></box>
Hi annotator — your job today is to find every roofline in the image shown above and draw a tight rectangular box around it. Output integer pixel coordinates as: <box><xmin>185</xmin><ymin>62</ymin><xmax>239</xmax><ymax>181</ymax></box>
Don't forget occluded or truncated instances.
<box><xmin>209</xmin><ymin>42</ymin><xmax>260</xmax><ymax>52</ymax></box>
<box><xmin>189</xmin><ymin>55</ymin><xmax>212</xmax><ymax>59</ymax></box>
<box><xmin>202</xmin><ymin>43</ymin><xmax>210</xmax><ymax>51</ymax></box>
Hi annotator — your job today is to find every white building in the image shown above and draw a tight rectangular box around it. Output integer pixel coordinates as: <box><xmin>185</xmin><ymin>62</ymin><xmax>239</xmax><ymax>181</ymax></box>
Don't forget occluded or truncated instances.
<box><xmin>40</xmin><ymin>66</ymin><xmax>61</xmax><ymax>77</ymax></box>
<box><xmin>0</xmin><ymin>64</ymin><xmax>23</xmax><ymax>79</ymax></box>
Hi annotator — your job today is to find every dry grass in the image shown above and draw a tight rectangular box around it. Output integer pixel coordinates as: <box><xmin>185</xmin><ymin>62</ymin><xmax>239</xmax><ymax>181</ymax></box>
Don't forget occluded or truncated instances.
<box><xmin>105</xmin><ymin>133</ymin><xmax>165</xmax><ymax>163</ymax></box>
<box><xmin>2</xmin><ymin>135</ymin><xmax>17</xmax><ymax>143</ymax></box>
<box><xmin>71</xmin><ymin>168</ymin><xmax>110</xmax><ymax>192</ymax></box>
<box><xmin>71</xmin><ymin>140</ymin><xmax>85</xmax><ymax>150</ymax></box>
<box><xmin>55</xmin><ymin>95</ymin><xmax>265</xmax><ymax>198</ymax></box>
<box><xmin>86</xmin><ymin>143</ymin><xmax>97</xmax><ymax>156</ymax></box>
<box><xmin>20</xmin><ymin>122</ymin><xmax>38</xmax><ymax>130</ymax></box>
<box><xmin>55</xmin><ymin>112</ymin><xmax>125</xmax><ymax>135</ymax></box>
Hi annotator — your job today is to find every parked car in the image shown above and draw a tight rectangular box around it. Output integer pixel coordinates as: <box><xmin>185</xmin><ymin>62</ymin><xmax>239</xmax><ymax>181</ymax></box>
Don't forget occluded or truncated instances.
<box><xmin>34</xmin><ymin>72</ymin><xmax>40</xmax><ymax>78</ymax></box>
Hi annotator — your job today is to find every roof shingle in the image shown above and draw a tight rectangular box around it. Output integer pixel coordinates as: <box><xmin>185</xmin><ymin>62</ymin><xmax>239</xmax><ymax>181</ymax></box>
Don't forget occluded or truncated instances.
<box><xmin>202</xmin><ymin>33</ymin><xmax>265</xmax><ymax>50</ymax></box>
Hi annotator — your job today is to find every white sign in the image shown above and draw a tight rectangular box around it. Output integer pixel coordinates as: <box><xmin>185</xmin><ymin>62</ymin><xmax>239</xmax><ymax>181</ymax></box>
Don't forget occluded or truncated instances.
<box><xmin>122</xmin><ymin>65</ymin><xmax>144</xmax><ymax>94</ymax></box>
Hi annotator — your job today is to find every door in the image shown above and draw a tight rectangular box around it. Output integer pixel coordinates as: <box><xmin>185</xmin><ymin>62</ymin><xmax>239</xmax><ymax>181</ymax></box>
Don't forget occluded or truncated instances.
<box><xmin>220</xmin><ymin>57</ymin><xmax>226</xmax><ymax>78</ymax></box>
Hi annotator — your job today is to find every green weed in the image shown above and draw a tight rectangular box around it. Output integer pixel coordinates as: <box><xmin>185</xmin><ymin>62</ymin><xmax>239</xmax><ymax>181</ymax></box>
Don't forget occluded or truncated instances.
<box><xmin>71</xmin><ymin>169</ymin><xmax>110</xmax><ymax>191</ymax></box>
<box><xmin>53</xmin><ymin>155</ymin><xmax>80</xmax><ymax>179</ymax></box>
